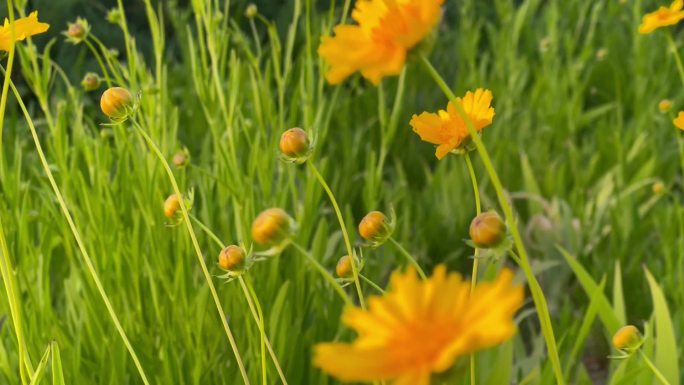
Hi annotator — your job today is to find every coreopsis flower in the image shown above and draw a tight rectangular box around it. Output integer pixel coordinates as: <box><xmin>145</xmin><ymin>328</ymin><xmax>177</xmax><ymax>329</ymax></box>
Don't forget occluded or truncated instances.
<box><xmin>318</xmin><ymin>0</ymin><xmax>444</xmax><ymax>85</ymax></box>
<box><xmin>0</xmin><ymin>11</ymin><xmax>49</xmax><ymax>51</ymax></box>
<box><xmin>410</xmin><ymin>89</ymin><xmax>495</xmax><ymax>159</ymax></box>
<box><xmin>638</xmin><ymin>0</ymin><xmax>684</xmax><ymax>34</ymax></box>
<box><xmin>314</xmin><ymin>265</ymin><xmax>524</xmax><ymax>384</ymax></box>
<box><xmin>674</xmin><ymin>111</ymin><xmax>684</xmax><ymax>130</ymax></box>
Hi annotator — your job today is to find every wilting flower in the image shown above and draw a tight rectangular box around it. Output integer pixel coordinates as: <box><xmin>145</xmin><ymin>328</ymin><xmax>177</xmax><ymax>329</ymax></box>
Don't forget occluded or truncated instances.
<box><xmin>410</xmin><ymin>89</ymin><xmax>495</xmax><ymax>159</ymax></box>
<box><xmin>674</xmin><ymin>111</ymin><xmax>684</xmax><ymax>130</ymax></box>
<box><xmin>314</xmin><ymin>265</ymin><xmax>523</xmax><ymax>384</ymax></box>
<box><xmin>318</xmin><ymin>0</ymin><xmax>444</xmax><ymax>85</ymax></box>
<box><xmin>638</xmin><ymin>0</ymin><xmax>684</xmax><ymax>34</ymax></box>
<box><xmin>0</xmin><ymin>11</ymin><xmax>49</xmax><ymax>51</ymax></box>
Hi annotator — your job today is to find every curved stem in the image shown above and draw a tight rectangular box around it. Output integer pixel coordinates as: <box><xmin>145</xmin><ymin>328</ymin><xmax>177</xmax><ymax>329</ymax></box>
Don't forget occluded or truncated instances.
<box><xmin>132</xmin><ymin>121</ymin><xmax>250</xmax><ymax>385</ymax></box>
<box><xmin>189</xmin><ymin>214</ymin><xmax>289</xmax><ymax>385</ymax></box>
<box><xmin>464</xmin><ymin>152</ymin><xmax>481</xmax><ymax>385</ymax></box>
<box><xmin>8</xmin><ymin>80</ymin><xmax>150</xmax><ymax>385</ymax></box>
<box><xmin>667</xmin><ymin>33</ymin><xmax>684</xmax><ymax>88</ymax></box>
<box><xmin>387</xmin><ymin>237</ymin><xmax>426</xmax><ymax>279</ymax></box>
<box><xmin>420</xmin><ymin>53</ymin><xmax>565</xmax><ymax>385</ymax></box>
<box><xmin>639</xmin><ymin>351</ymin><xmax>672</xmax><ymax>385</ymax></box>
<box><xmin>291</xmin><ymin>242</ymin><xmax>353</xmax><ymax>306</ymax></box>
<box><xmin>84</xmin><ymin>38</ymin><xmax>112</xmax><ymax>88</ymax></box>
<box><xmin>307</xmin><ymin>161</ymin><xmax>366</xmax><ymax>308</ymax></box>
<box><xmin>359</xmin><ymin>274</ymin><xmax>385</xmax><ymax>294</ymax></box>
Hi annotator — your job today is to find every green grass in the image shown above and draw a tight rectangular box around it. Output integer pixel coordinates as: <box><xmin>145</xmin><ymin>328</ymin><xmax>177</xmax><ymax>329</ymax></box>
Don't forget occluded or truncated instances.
<box><xmin>0</xmin><ymin>0</ymin><xmax>682</xmax><ymax>384</ymax></box>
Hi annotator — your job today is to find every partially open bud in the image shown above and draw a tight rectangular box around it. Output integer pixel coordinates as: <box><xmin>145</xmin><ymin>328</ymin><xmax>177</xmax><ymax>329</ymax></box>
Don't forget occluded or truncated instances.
<box><xmin>81</xmin><ymin>72</ymin><xmax>101</xmax><ymax>92</ymax></box>
<box><xmin>251</xmin><ymin>208</ymin><xmax>294</xmax><ymax>246</ymax></box>
<box><xmin>65</xmin><ymin>18</ymin><xmax>90</xmax><ymax>44</ymax></box>
<box><xmin>279</xmin><ymin>127</ymin><xmax>311</xmax><ymax>163</ymax></box>
<box><xmin>218</xmin><ymin>245</ymin><xmax>246</xmax><ymax>271</ymax></box>
<box><xmin>245</xmin><ymin>3</ymin><xmax>258</xmax><ymax>18</ymax></box>
<box><xmin>612</xmin><ymin>325</ymin><xmax>641</xmax><ymax>351</ymax></box>
<box><xmin>659</xmin><ymin>99</ymin><xmax>672</xmax><ymax>113</ymax></box>
<box><xmin>469</xmin><ymin>211</ymin><xmax>506</xmax><ymax>248</ymax></box>
<box><xmin>172</xmin><ymin>149</ymin><xmax>190</xmax><ymax>169</ymax></box>
<box><xmin>100</xmin><ymin>87</ymin><xmax>134</xmax><ymax>120</ymax></box>
<box><xmin>359</xmin><ymin>211</ymin><xmax>392</xmax><ymax>246</ymax></box>
<box><xmin>335</xmin><ymin>255</ymin><xmax>353</xmax><ymax>278</ymax></box>
<box><xmin>163</xmin><ymin>194</ymin><xmax>181</xmax><ymax>218</ymax></box>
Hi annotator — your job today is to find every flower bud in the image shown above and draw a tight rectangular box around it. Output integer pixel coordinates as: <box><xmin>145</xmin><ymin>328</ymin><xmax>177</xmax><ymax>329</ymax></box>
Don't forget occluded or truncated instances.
<box><xmin>106</xmin><ymin>8</ymin><xmax>123</xmax><ymax>24</ymax></box>
<box><xmin>652</xmin><ymin>181</ymin><xmax>665</xmax><ymax>194</ymax></box>
<box><xmin>659</xmin><ymin>99</ymin><xmax>672</xmax><ymax>113</ymax></box>
<box><xmin>163</xmin><ymin>194</ymin><xmax>181</xmax><ymax>218</ymax></box>
<box><xmin>81</xmin><ymin>72</ymin><xmax>101</xmax><ymax>92</ymax></box>
<box><xmin>218</xmin><ymin>245</ymin><xmax>246</xmax><ymax>271</ymax></box>
<box><xmin>279</xmin><ymin>127</ymin><xmax>311</xmax><ymax>163</ymax></box>
<box><xmin>65</xmin><ymin>18</ymin><xmax>89</xmax><ymax>44</ymax></box>
<box><xmin>172</xmin><ymin>150</ymin><xmax>189</xmax><ymax>168</ymax></box>
<box><xmin>100</xmin><ymin>87</ymin><xmax>134</xmax><ymax>120</ymax></box>
<box><xmin>245</xmin><ymin>3</ymin><xmax>258</xmax><ymax>18</ymax></box>
<box><xmin>251</xmin><ymin>208</ymin><xmax>293</xmax><ymax>246</ymax></box>
<box><xmin>358</xmin><ymin>211</ymin><xmax>391</xmax><ymax>245</ymax></box>
<box><xmin>612</xmin><ymin>325</ymin><xmax>641</xmax><ymax>351</ymax></box>
<box><xmin>469</xmin><ymin>211</ymin><xmax>506</xmax><ymax>248</ymax></box>
<box><xmin>335</xmin><ymin>255</ymin><xmax>353</xmax><ymax>278</ymax></box>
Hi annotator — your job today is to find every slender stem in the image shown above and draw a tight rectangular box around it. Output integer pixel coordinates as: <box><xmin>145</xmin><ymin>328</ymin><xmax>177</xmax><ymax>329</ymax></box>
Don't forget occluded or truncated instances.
<box><xmin>132</xmin><ymin>121</ymin><xmax>250</xmax><ymax>385</ymax></box>
<box><xmin>667</xmin><ymin>33</ymin><xmax>684</xmax><ymax>88</ymax></box>
<box><xmin>419</xmin><ymin>53</ymin><xmax>565</xmax><ymax>385</ymax></box>
<box><xmin>359</xmin><ymin>274</ymin><xmax>385</xmax><ymax>294</ymax></box>
<box><xmin>307</xmin><ymin>161</ymin><xmax>366</xmax><ymax>308</ymax></box>
<box><xmin>83</xmin><ymin>39</ymin><xmax>112</xmax><ymax>88</ymax></box>
<box><xmin>0</xmin><ymin>0</ymin><xmax>17</xmax><ymax>155</ymax></box>
<box><xmin>464</xmin><ymin>152</ymin><xmax>481</xmax><ymax>385</ymax></box>
<box><xmin>388</xmin><ymin>237</ymin><xmax>427</xmax><ymax>279</ymax></box>
<box><xmin>189</xmin><ymin>214</ymin><xmax>289</xmax><ymax>385</ymax></box>
<box><xmin>291</xmin><ymin>242</ymin><xmax>353</xmax><ymax>305</ymax></box>
<box><xmin>7</xmin><ymin>80</ymin><xmax>150</xmax><ymax>385</ymax></box>
<box><xmin>241</xmin><ymin>277</ymin><xmax>267</xmax><ymax>385</ymax></box>
<box><xmin>639</xmin><ymin>351</ymin><xmax>672</xmax><ymax>385</ymax></box>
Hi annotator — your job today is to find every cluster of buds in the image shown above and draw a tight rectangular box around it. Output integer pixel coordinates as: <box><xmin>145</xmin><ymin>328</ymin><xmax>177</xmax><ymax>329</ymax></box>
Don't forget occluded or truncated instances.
<box><xmin>64</xmin><ymin>17</ymin><xmax>90</xmax><ymax>44</ymax></box>
<box><xmin>81</xmin><ymin>72</ymin><xmax>101</xmax><ymax>92</ymax></box>
<box><xmin>279</xmin><ymin>127</ymin><xmax>313</xmax><ymax>164</ymax></box>
<box><xmin>358</xmin><ymin>210</ymin><xmax>394</xmax><ymax>247</ymax></box>
<box><xmin>100</xmin><ymin>87</ymin><xmax>136</xmax><ymax>122</ymax></box>
<box><xmin>251</xmin><ymin>208</ymin><xmax>296</xmax><ymax>256</ymax></box>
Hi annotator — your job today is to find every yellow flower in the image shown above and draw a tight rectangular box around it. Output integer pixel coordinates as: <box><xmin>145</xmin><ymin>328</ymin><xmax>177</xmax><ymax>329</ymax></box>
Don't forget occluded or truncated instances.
<box><xmin>314</xmin><ymin>265</ymin><xmax>523</xmax><ymax>385</ymax></box>
<box><xmin>318</xmin><ymin>0</ymin><xmax>444</xmax><ymax>85</ymax></box>
<box><xmin>410</xmin><ymin>89</ymin><xmax>495</xmax><ymax>159</ymax></box>
<box><xmin>0</xmin><ymin>11</ymin><xmax>49</xmax><ymax>51</ymax></box>
<box><xmin>638</xmin><ymin>0</ymin><xmax>684</xmax><ymax>34</ymax></box>
<box><xmin>674</xmin><ymin>111</ymin><xmax>684</xmax><ymax>130</ymax></box>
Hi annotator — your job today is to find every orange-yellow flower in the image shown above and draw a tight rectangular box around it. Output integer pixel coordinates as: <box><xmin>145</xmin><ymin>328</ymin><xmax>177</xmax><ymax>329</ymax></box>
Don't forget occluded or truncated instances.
<box><xmin>314</xmin><ymin>265</ymin><xmax>523</xmax><ymax>385</ymax></box>
<box><xmin>0</xmin><ymin>12</ymin><xmax>49</xmax><ymax>51</ymax></box>
<box><xmin>638</xmin><ymin>0</ymin><xmax>684</xmax><ymax>34</ymax></box>
<box><xmin>318</xmin><ymin>0</ymin><xmax>444</xmax><ymax>85</ymax></box>
<box><xmin>410</xmin><ymin>88</ymin><xmax>495</xmax><ymax>159</ymax></box>
<box><xmin>674</xmin><ymin>111</ymin><xmax>684</xmax><ymax>130</ymax></box>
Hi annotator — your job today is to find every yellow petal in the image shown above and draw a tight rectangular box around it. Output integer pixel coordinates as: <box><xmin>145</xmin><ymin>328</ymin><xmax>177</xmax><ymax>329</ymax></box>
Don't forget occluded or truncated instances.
<box><xmin>0</xmin><ymin>11</ymin><xmax>49</xmax><ymax>51</ymax></box>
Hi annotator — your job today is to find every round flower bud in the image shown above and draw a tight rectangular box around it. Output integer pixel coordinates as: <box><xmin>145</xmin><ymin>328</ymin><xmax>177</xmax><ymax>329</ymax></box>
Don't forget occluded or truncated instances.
<box><xmin>612</xmin><ymin>325</ymin><xmax>641</xmax><ymax>351</ymax></box>
<box><xmin>81</xmin><ymin>72</ymin><xmax>101</xmax><ymax>92</ymax></box>
<box><xmin>359</xmin><ymin>211</ymin><xmax>391</xmax><ymax>244</ymax></box>
<box><xmin>335</xmin><ymin>255</ymin><xmax>353</xmax><ymax>278</ymax></box>
<box><xmin>652</xmin><ymin>181</ymin><xmax>665</xmax><ymax>195</ymax></box>
<box><xmin>100</xmin><ymin>87</ymin><xmax>134</xmax><ymax>120</ymax></box>
<box><xmin>67</xmin><ymin>23</ymin><xmax>85</xmax><ymax>39</ymax></box>
<box><xmin>172</xmin><ymin>150</ymin><xmax>189</xmax><ymax>168</ymax></box>
<box><xmin>469</xmin><ymin>211</ymin><xmax>506</xmax><ymax>248</ymax></box>
<box><xmin>251</xmin><ymin>208</ymin><xmax>293</xmax><ymax>246</ymax></box>
<box><xmin>659</xmin><ymin>99</ymin><xmax>672</xmax><ymax>113</ymax></box>
<box><xmin>245</xmin><ymin>3</ymin><xmax>258</xmax><ymax>18</ymax></box>
<box><xmin>279</xmin><ymin>127</ymin><xmax>311</xmax><ymax>162</ymax></box>
<box><xmin>163</xmin><ymin>194</ymin><xmax>181</xmax><ymax>218</ymax></box>
<box><xmin>218</xmin><ymin>245</ymin><xmax>246</xmax><ymax>271</ymax></box>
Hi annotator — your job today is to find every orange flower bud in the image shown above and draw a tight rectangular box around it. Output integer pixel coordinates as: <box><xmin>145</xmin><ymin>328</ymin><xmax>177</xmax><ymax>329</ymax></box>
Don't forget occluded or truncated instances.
<box><xmin>612</xmin><ymin>325</ymin><xmax>641</xmax><ymax>351</ymax></box>
<box><xmin>335</xmin><ymin>255</ymin><xmax>353</xmax><ymax>278</ymax></box>
<box><xmin>67</xmin><ymin>23</ymin><xmax>85</xmax><ymax>39</ymax></box>
<box><xmin>358</xmin><ymin>211</ymin><xmax>391</xmax><ymax>244</ymax></box>
<box><xmin>659</xmin><ymin>99</ymin><xmax>672</xmax><ymax>113</ymax></box>
<box><xmin>100</xmin><ymin>87</ymin><xmax>134</xmax><ymax>120</ymax></box>
<box><xmin>172</xmin><ymin>150</ymin><xmax>189</xmax><ymax>168</ymax></box>
<box><xmin>279</xmin><ymin>127</ymin><xmax>311</xmax><ymax>162</ymax></box>
<box><xmin>163</xmin><ymin>194</ymin><xmax>181</xmax><ymax>218</ymax></box>
<box><xmin>469</xmin><ymin>211</ymin><xmax>506</xmax><ymax>248</ymax></box>
<box><xmin>218</xmin><ymin>245</ymin><xmax>246</xmax><ymax>271</ymax></box>
<box><xmin>251</xmin><ymin>208</ymin><xmax>293</xmax><ymax>246</ymax></box>
<box><xmin>81</xmin><ymin>72</ymin><xmax>101</xmax><ymax>92</ymax></box>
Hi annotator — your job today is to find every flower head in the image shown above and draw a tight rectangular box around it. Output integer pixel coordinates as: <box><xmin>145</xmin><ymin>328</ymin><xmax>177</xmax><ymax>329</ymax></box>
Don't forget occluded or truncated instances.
<box><xmin>0</xmin><ymin>11</ymin><xmax>49</xmax><ymax>51</ymax></box>
<box><xmin>469</xmin><ymin>211</ymin><xmax>506</xmax><ymax>249</ymax></box>
<box><xmin>410</xmin><ymin>89</ymin><xmax>495</xmax><ymax>159</ymax></box>
<box><xmin>279</xmin><ymin>127</ymin><xmax>312</xmax><ymax>163</ymax></box>
<box><xmin>100</xmin><ymin>87</ymin><xmax>135</xmax><ymax>121</ymax></box>
<box><xmin>358</xmin><ymin>210</ymin><xmax>393</xmax><ymax>246</ymax></box>
<box><xmin>674</xmin><ymin>111</ymin><xmax>684</xmax><ymax>130</ymax></box>
<box><xmin>218</xmin><ymin>245</ymin><xmax>246</xmax><ymax>271</ymax></box>
<box><xmin>251</xmin><ymin>208</ymin><xmax>294</xmax><ymax>247</ymax></box>
<box><xmin>318</xmin><ymin>0</ymin><xmax>444</xmax><ymax>85</ymax></box>
<box><xmin>314</xmin><ymin>265</ymin><xmax>524</xmax><ymax>384</ymax></box>
<box><xmin>639</xmin><ymin>0</ymin><xmax>684</xmax><ymax>34</ymax></box>
<box><xmin>64</xmin><ymin>17</ymin><xmax>90</xmax><ymax>44</ymax></box>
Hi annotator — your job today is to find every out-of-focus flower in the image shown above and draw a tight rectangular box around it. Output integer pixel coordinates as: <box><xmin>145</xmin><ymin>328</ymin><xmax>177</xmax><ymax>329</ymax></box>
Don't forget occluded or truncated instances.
<box><xmin>81</xmin><ymin>72</ymin><xmax>101</xmax><ymax>92</ymax></box>
<box><xmin>64</xmin><ymin>17</ymin><xmax>89</xmax><ymax>44</ymax></box>
<box><xmin>674</xmin><ymin>111</ymin><xmax>684</xmax><ymax>130</ymax></box>
<box><xmin>639</xmin><ymin>0</ymin><xmax>684</xmax><ymax>34</ymax></box>
<box><xmin>659</xmin><ymin>99</ymin><xmax>673</xmax><ymax>113</ymax></box>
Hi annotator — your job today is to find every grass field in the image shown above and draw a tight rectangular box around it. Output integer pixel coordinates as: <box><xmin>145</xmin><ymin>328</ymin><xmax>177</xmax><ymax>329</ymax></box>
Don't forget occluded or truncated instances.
<box><xmin>0</xmin><ymin>0</ymin><xmax>682</xmax><ymax>384</ymax></box>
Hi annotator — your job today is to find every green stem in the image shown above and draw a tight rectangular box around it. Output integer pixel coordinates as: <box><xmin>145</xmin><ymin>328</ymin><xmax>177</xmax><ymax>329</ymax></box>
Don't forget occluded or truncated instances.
<box><xmin>419</xmin><ymin>53</ymin><xmax>565</xmax><ymax>385</ymax></box>
<box><xmin>464</xmin><ymin>152</ymin><xmax>481</xmax><ymax>385</ymax></box>
<box><xmin>7</xmin><ymin>79</ymin><xmax>150</xmax><ymax>385</ymax></box>
<box><xmin>667</xmin><ymin>33</ymin><xmax>684</xmax><ymax>88</ymax></box>
<box><xmin>241</xmin><ymin>277</ymin><xmax>267</xmax><ymax>385</ymax></box>
<box><xmin>388</xmin><ymin>237</ymin><xmax>427</xmax><ymax>279</ymax></box>
<box><xmin>132</xmin><ymin>121</ymin><xmax>250</xmax><ymax>385</ymax></box>
<box><xmin>0</xmin><ymin>0</ymin><xmax>17</xmax><ymax>156</ymax></box>
<box><xmin>189</xmin><ymin>214</ymin><xmax>289</xmax><ymax>385</ymax></box>
<box><xmin>291</xmin><ymin>242</ymin><xmax>353</xmax><ymax>306</ymax></box>
<box><xmin>359</xmin><ymin>274</ymin><xmax>385</xmax><ymax>294</ymax></box>
<box><xmin>307</xmin><ymin>161</ymin><xmax>366</xmax><ymax>308</ymax></box>
<box><xmin>84</xmin><ymin>38</ymin><xmax>112</xmax><ymax>88</ymax></box>
<box><xmin>639</xmin><ymin>351</ymin><xmax>672</xmax><ymax>385</ymax></box>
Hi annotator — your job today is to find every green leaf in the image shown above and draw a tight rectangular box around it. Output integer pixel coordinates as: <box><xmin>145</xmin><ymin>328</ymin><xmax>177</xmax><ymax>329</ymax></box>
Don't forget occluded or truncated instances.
<box><xmin>612</xmin><ymin>261</ymin><xmax>626</xmax><ymax>326</ymax></box>
<box><xmin>51</xmin><ymin>341</ymin><xmax>65</xmax><ymax>385</ymax></box>
<box><xmin>644</xmin><ymin>267</ymin><xmax>680</xmax><ymax>385</ymax></box>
